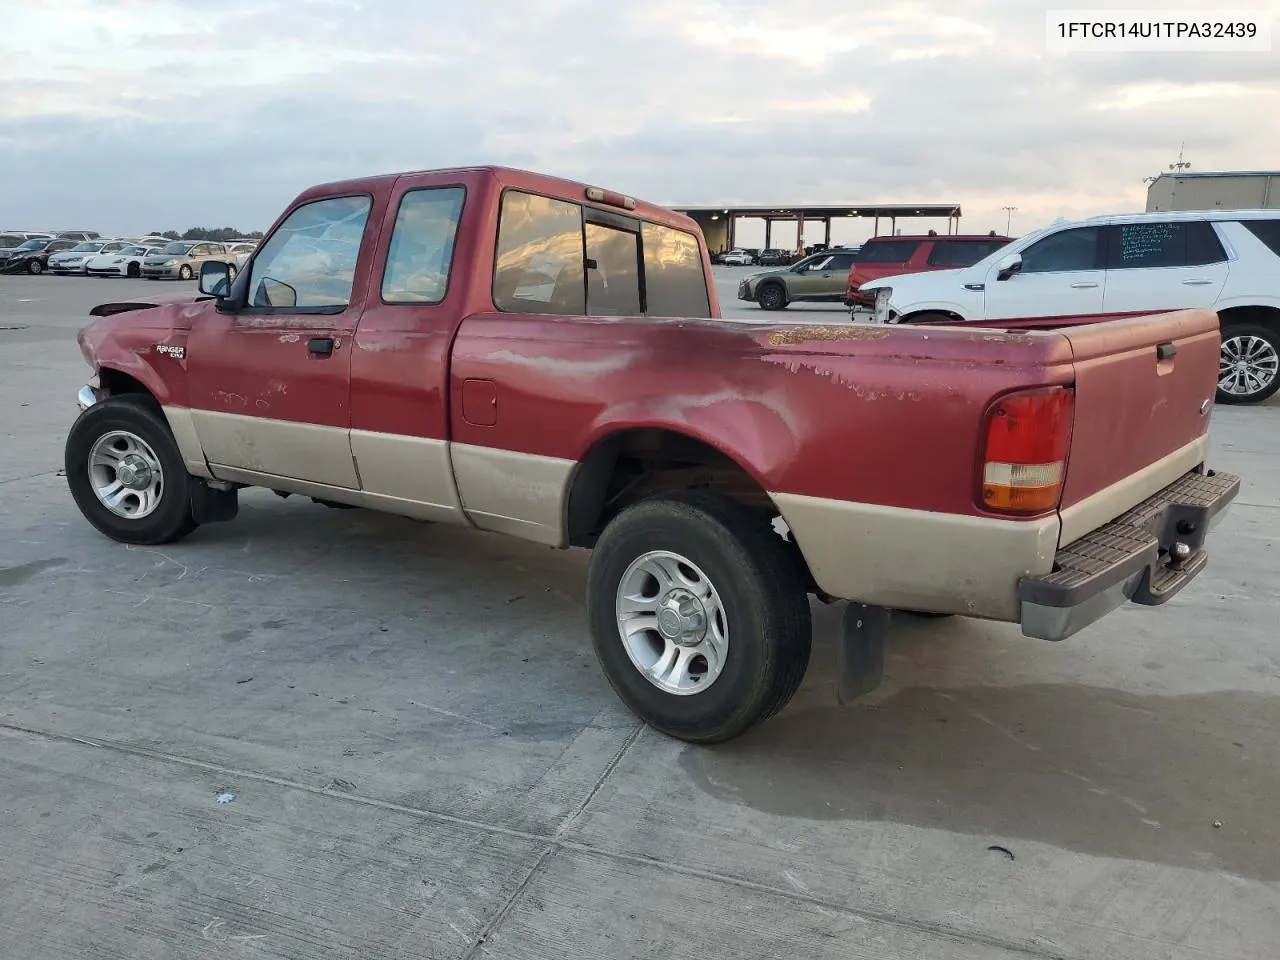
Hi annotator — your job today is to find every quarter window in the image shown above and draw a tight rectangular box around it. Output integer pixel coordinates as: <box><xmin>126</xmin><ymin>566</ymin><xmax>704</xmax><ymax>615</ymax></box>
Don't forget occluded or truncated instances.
<box><xmin>382</xmin><ymin>186</ymin><xmax>465</xmax><ymax>304</ymax></box>
<box><xmin>1019</xmin><ymin>227</ymin><xmax>1101</xmax><ymax>273</ymax></box>
<box><xmin>493</xmin><ymin>191</ymin><xmax>585</xmax><ymax>315</ymax></box>
<box><xmin>641</xmin><ymin>222</ymin><xmax>710</xmax><ymax>318</ymax></box>
<box><xmin>248</xmin><ymin>194</ymin><xmax>371</xmax><ymax>310</ymax></box>
<box><xmin>1242</xmin><ymin>219</ymin><xmax>1280</xmax><ymax>257</ymax></box>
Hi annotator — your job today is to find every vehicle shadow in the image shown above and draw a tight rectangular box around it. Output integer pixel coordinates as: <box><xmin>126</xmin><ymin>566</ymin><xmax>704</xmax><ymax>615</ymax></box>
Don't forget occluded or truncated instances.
<box><xmin>682</xmin><ymin>650</ymin><xmax>1279</xmax><ymax>880</ymax></box>
<box><xmin>182</xmin><ymin>495</ymin><xmax>1278</xmax><ymax>880</ymax></box>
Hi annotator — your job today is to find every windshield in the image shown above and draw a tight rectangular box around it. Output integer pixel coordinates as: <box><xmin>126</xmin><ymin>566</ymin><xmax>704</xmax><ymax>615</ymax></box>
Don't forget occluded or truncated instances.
<box><xmin>15</xmin><ymin>239</ymin><xmax>49</xmax><ymax>251</ymax></box>
<box><xmin>159</xmin><ymin>242</ymin><xmax>195</xmax><ymax>255</ymax></box>
<box><xmin>120</xmin><ymin>245</ymin><xmax>146</xmax><ymax>255</ymax></box>
<box><xmin>70</xmin><ymin>242</ymin><xmax>102</xmax><ymax>252</ymax></box>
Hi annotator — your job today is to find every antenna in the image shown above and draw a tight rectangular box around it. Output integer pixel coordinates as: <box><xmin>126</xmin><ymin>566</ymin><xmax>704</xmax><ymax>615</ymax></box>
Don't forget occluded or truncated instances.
<box><xmin>1144</xmin><ymin>143</ymin><xmax>1192</xmax><ymax>184</ymax></box>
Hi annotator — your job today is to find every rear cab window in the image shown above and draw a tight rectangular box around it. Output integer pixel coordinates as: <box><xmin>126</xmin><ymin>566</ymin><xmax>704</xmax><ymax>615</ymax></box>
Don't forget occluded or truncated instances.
<box><xmin>492</xmin><ymin>188</ymin><xmax>711</xmax><ymax>318</ymax></box>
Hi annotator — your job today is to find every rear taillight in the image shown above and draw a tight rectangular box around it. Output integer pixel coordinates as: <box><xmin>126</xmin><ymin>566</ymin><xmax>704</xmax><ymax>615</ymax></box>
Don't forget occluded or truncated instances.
<box><xmin>980</xmin><ymin>386</ymin><xmax>1074</xmax><ymax>514</ymax></box>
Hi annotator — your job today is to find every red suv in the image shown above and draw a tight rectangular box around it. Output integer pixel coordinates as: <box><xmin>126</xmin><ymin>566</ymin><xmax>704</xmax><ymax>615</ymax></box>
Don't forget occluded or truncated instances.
<box><xmin>844</xmin><ymin>233</ymin><xmax>1012</xmax><ymax>310</ymax></box>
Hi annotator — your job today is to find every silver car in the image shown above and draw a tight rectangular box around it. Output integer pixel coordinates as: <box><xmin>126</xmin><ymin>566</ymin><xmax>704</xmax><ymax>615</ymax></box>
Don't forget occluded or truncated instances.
<box><xmin>48</xmin><ymin>240</ymin><xmax>132</xmax><ymax>275</ymax></box>
<box><xmin>140</xmin><ymin>241</ymin><xmax>231</xmax><ymax>280</ymax></box>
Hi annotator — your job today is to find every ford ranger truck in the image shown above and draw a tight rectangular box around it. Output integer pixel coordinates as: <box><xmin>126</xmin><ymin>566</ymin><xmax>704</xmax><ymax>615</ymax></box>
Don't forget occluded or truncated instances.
<box><xmin>64</xmin><ymin>165</ymin><xmax>1239</xmax><ymax>744</ymax></box>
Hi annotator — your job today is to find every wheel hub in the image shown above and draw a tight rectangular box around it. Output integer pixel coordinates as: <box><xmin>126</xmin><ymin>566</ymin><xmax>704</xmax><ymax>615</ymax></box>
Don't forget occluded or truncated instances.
<box><xmin>656</xmin><ymin>588</ymin><xmax>707</xmax><ymax>646</ymax></box>
<box><xmin>116</xmin><ymin>455</ymin><xmax>153</xmax><ymax>489</ymax></box>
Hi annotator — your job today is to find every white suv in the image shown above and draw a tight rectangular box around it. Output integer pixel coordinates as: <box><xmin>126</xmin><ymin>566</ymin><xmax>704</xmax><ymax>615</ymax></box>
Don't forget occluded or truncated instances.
<box><xmin>860</xmin><ymin>210</ymin><xmax>1280</xmax><ymax>404</ymax></box>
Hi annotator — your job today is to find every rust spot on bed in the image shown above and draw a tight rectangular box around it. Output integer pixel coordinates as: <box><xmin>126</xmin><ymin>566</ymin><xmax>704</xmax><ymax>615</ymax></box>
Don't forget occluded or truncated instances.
<box><xmin>766</xmin><ymin>324</ymin><xmax>893</xmax><ymax>346</ymax></box>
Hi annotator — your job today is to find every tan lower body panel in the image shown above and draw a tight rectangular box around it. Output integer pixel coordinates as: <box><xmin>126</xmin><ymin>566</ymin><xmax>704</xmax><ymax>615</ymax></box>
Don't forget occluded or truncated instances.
<box><xmin>1058</xmin><ymin>434</ymin><xmax>1209</xmax><ymax>546</ymax></box>
<box><xmin>772</xmin><ymin>493</ymin><xmax>1060</xmax><ymax>621</ymax></box>
<box><xmin>189</xmin><ymin>409</ymin><xmax>361</xmax><ymax>489</ymax></box>
<box><xmin>449</xmin><ymin>443</ymin><xmax>575</xmax><ymax>547</ymax></box>
<box><xmin>350</xmin><ymin>429</ymin><xmax>466</xmax><ymax>523</ymax></box>
<box><xmin>161</xmin><ymin>406</ymin><xmax>212</xmax><ymax>479</ymax></box>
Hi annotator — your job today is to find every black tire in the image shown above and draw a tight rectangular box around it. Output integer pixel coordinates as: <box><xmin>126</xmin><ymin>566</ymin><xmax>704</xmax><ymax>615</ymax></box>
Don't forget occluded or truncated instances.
<box><xmin>227</xmin><ymin>264</ymin><xmax>238</xmax><ymax>282</ymax></box>
<box><xmin>127</xmin><ymin>262</ymin><xmax>140</xmax><ymax>278</ymax></box>
<box><xmin>1216</xmin><ymin>323</ymin><xmax>1280</xmax><ymax>405</ymax></box>
<box><xmin>901</xmin><ymin>311</ymin><xmax>955</xmax><ymax>325</ymax></box>
<box><xmin>65</xmin><ymin>396</ymin><xmax>199</xmax><ymax>545</ymax></box>
<box><xmin>178</xmin><ymin>264</ymin><xmax>193</xmax><ymax>281</ymax></box>
<box><xmin>27</xmin><ymin>260</ymin><xmax>42</xmax><ymax>275</ymax></box>
<box><xmin>756</xmin><ymin>283</ymin><xmax>788</xmax><ymax>311</ymax></box>
<box><xmin>587</xmin><ymin>492</ymin><xmax>812</xmax><ymax>744</ymax></box>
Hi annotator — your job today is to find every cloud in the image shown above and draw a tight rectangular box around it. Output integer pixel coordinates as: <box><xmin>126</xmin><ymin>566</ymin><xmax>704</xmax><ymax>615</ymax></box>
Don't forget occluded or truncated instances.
<box><xmin>0</xmin><ymin>0</ymin><xmax>1277</xmax><ymax>237</ymax></box>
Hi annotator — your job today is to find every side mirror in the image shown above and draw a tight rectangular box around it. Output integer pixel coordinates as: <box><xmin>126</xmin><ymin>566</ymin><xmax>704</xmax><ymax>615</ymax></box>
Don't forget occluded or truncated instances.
<box><xmin>199</xmin><ymin>259</ymin><xmax>231</xmax><ymax>298</ymax></box>
<box><xmin>996</xmin><ymin>253</ymin><xmax>1023</xmax><ymax>281</ymax></box>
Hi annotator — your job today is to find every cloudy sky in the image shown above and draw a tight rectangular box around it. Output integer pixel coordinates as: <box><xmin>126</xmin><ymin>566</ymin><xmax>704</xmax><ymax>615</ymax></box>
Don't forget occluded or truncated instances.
<box><xmin>2</xmin><ymin>0</ymin><xmax>1277</xmax><ymax>243</ymax></box>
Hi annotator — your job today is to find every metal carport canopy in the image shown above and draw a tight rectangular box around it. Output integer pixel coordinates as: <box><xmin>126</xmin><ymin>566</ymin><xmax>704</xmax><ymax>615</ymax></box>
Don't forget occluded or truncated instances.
<box><xmin>670</xmin><ymin>203</ymin><xmax>961</xmax><ymax>219</ymax></box>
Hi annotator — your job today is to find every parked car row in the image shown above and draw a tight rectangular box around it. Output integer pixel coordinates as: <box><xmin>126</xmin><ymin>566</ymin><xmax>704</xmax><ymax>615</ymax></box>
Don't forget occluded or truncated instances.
<box><xmin>858</xmin><ymin>210</ymin><xmax>1280</xmax><ymax>405</ymax></box>
<box><xmin>731</xmin><ymin>208</ymin><xmax>1280</xmax><ymax>405</ymax></box>
<box><xmin>0</xmin><ymin>234</ymin><xmax>258</xmax><ymax>278</ymax></box>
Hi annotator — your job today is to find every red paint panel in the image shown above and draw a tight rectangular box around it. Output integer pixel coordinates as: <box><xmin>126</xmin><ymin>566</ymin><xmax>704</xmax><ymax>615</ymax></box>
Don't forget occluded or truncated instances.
<box><xmin>448</xmin><ymin>314</ymin><xmax>1078</xmax><ymax>517</ymax></box>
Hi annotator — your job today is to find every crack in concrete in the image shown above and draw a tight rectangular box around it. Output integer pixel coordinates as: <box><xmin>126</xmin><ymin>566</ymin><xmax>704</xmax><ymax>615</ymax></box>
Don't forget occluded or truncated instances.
<box><xmin>0</xmin><ymin>720</ymin><xmax>1075</xmax><ymax>960</ymax></box>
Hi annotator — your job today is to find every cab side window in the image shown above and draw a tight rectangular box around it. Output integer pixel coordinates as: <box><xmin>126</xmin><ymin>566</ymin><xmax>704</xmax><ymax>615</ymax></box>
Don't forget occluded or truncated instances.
<box><xmin>1105</xmin><ymin>221</ymin><xmax>1227</xmax><ymax>269</ymax></box>
<box><xmin>1019</xmin><ymin>227</ymin><xmax>1101</xmax><ymax>274</ymax></box>
<box><xmin>248</xmin><ymin>194</ymin><xmax>372</xmax><ymax>310</ymax></box>
<box><xmin>493</xmin><ymin>191</ymin><xmax>585</xmax><ymax>315</ymax></box>
<box><xmin>382</xmin><ymin>186</ymin><xmax>465</xmax><ymax>304</ymax></box>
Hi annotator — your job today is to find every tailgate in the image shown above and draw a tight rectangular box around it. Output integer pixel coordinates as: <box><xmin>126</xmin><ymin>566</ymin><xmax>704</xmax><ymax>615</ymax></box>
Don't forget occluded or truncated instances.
<box><xmin>1057</xmin><ymin>309</ymin><xmax>1219</xmax><ymax>535</ymax></box>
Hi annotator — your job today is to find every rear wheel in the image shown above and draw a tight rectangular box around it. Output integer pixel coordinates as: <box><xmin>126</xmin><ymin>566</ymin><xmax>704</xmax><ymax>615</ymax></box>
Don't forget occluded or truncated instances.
<box><xmin>65</xmin><ymin>396</ymin><xmax>199</xmax><ymax>545</ymax></box>
<box><xmin>587</xmin><ymin>493</ymin><xmax>812</xmax><ymax>743</ymax></box>
<box><xmin>756</xmin><ymin>283</ymin><xmax>787</xmax><ymax>311</ymax></box>
<box><xmin>1217</xmin><ymin>324</ymin><xmax>1280</xmax><ymax>404</ymax></box>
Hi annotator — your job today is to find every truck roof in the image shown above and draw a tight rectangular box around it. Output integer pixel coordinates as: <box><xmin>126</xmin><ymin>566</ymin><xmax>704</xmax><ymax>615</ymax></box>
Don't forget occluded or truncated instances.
<box><xmin>296</xmin><ymin>165</ymin><xmax>702</xmax><ymax>235</ymax></box>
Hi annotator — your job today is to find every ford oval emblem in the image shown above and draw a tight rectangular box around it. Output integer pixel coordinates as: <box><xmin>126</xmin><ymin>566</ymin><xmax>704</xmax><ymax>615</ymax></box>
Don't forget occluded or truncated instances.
<box><xmin>1200</xmin><ymin>398</ymin><xmax>1212</xmax><ymax>415</ymax></box>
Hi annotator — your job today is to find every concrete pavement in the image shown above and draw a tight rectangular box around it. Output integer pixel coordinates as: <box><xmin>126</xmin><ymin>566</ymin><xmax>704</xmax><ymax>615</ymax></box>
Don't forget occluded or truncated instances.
<box><xmin>1</xmin><ymin>272</ymin><xmax>1278</xmax><ymax>959</ymax></box>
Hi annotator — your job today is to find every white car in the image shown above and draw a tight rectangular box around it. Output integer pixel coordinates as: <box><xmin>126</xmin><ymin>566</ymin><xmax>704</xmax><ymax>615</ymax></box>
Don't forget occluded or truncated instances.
<box><xmin>226</xmin><ymin>241</ymin><xmax>258</xmax><ymax>269</ymax></box>
<box><xmin>48</xmin><ymin>240</ymin><xmax>132</xmax><ymax>275</ymax></box>
<box><xmin>860</xmin><ymin>210</ymin><xmax>1280</xmax><ymax>404</ymax></box>
<box><xmin>85</xmin><ymin>244</ymin><xmax>164</xmax><ymax>278</ymax></box>
<box><xmin>721</xmin><ymin>248</ymin><xmax>755</xmax><ymax>266</ymax></box>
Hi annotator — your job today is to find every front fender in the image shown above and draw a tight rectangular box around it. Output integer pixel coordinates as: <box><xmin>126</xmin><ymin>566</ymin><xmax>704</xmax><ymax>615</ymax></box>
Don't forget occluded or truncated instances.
<box><xmin>77</xmin><ymin>303</ymin><xmax>204</xmax><ymax>408</ymax></box>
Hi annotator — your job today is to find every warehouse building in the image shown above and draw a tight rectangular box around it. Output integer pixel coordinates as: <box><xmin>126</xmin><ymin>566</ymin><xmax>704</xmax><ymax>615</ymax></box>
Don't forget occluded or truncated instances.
<box><xmin>1146</xmin><ymin>170</ymin><xmax>1280</xmax><ymax>212</ymax></box>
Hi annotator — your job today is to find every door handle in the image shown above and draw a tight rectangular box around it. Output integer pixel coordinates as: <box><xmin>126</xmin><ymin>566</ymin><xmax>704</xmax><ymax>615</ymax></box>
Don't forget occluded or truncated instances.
<box><xmin>307</xmin><ymin>337</ymin><xmax>335</xmax><ymax>357</ymax></box>
<box><xmin>1182</xmin><ymin>278</ymin><xmax>1214</xmax><ymax>285</ymax></box>
<box><xmin>1070</xmin><ymin>282</ymin><xmax>1099</xmax><ymax>289</ymax></box>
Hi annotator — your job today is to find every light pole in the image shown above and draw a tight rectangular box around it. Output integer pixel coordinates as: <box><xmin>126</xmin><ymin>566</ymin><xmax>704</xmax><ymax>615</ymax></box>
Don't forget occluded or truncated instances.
<box><xmin>1002</xmin><ymin>206</ymin><xmax>1017</xmax><ymax>234</ymax></box>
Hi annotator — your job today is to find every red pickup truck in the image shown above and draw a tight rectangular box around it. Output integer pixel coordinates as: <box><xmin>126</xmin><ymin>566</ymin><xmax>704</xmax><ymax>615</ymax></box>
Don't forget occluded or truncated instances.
<box><xmin>66</xmin><ymin>165</ymin><xmax>1239</xmax><ymax>743</ymax></box>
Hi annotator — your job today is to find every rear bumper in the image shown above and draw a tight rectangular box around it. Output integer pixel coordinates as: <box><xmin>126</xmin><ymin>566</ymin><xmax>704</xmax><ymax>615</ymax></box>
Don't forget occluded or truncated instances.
<box><xmin>1018</xmin><ymin>468</ymin><xmax>1240</xmax><ymax>641</ymax></box>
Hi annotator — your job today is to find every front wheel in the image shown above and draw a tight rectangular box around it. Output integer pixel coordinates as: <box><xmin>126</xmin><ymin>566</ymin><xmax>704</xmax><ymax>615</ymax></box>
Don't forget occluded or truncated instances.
<box><xmin>65</xmin><ymin>396</ymin><xmax>199</xmax><ymax>545</ymax></box>
<box><xmin>27</xmin><ymin>260</ymin><xmax>43</xmax><ymax>275</ymax></box>
<box><xmin>756</xmin><ymin>283</ymin><xmax>787</xmax><ymax>311</ymax></box>
<box><xmin>587</xmin><ymin>493</ymin><xmax>812</xmax><ymax>743</ymax></box>
<box><xmin>178</xmin><ymin>264</ymin><xmax>193</xmax><ymax>281</ymax></box>
<box><xmin>1217</xmin><ymin>324</ymin><xmax>1280</xmax><ymax>404</ymax></box>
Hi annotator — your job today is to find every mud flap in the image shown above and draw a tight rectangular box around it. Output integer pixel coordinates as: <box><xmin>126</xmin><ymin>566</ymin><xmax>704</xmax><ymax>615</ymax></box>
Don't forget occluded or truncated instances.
<box><xmin>837</xmin><ymin>603</ymin><xmax>890</xmax><ymax>704</ymax></box>
<box><xmin>190</xmin><ymin>478</ymin><xmax>239</xmax><ymax>524</ymax></box>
